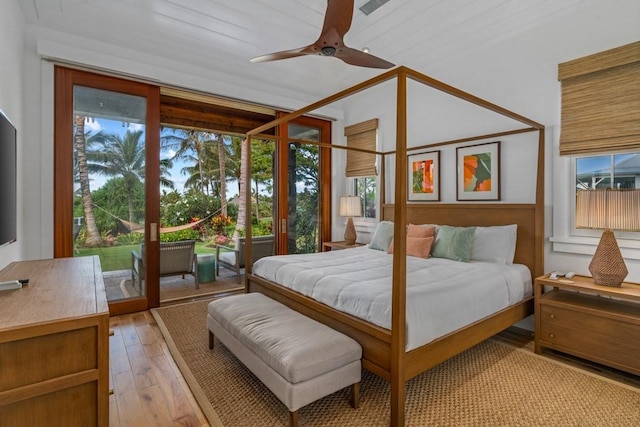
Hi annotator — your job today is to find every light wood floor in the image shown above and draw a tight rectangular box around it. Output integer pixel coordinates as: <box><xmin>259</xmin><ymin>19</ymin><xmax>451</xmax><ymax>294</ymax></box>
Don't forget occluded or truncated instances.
<box><xmin>108</xmin><ymin>310</ymin><xmax>209</xmax><ymax>427</ymax></box>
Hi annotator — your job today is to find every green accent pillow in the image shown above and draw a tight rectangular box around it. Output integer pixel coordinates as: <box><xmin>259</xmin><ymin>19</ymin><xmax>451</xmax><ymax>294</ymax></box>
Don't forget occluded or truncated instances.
<box><xmin>432</xmin><ymin>225</ymin><xmax>477</xmax><ymax>262</ymax></box>
<box><xmin>369</xmin><ymin>221</ymin><xmax>395</xmax><ymax>251</ymax></box>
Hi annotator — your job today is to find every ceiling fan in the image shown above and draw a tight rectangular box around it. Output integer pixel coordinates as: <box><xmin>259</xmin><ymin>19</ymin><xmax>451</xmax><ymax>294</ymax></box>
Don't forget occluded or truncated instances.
<box><xmin>250</xmin><ymin>0</ymin><xmax>395</xmax><ymax>69</ymax></box>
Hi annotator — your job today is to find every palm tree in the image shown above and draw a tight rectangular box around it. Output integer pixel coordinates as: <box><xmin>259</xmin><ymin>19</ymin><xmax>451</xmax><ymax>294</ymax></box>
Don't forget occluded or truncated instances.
<box><xmin>162</xmin><ymin>129</ymin><xmax>218</xmax><ymax>195</ymax></box>
<box><xmin>225</xmin><ymin>136</ymin><xmax>244</xmax><ymax>195</ymax></box>
<box><xmin>88</xmin><ymin>129</ymin><xmax>174</xmax><ymax>229</ymax></box>
<box><xmin>251</xmin><ymin>139</ymin><xmax>275</xmax><ymax>221</ymax></box>
<box><xmin>234</xmin><ymin>138</ymin><xmax>248</xmax><ymax>240</ymax></box>
<box><xmin>226</xmin><ymin>136</ymin><xmax>274</xmax><ymax>221</ymax></box>
<box><xmin>74</xmin><ymin>115</ymin><xmax>103</xmax><ymax>247</ymax></box>
<box><xmin>216</xmin><ymin>133</ymin><xmax>228</xmax><ymax>216</ymax></box>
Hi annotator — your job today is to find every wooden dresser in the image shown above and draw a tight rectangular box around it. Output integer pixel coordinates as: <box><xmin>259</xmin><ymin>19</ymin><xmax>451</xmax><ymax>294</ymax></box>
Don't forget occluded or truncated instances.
<box><xmin>534</xmin><ymin>274</ymin><xmax>640</xmax><ymax>376</ymax></box>
<box><xmin>0</xmin><ymin>256</ymin><xmax>109</xmax><ymax>426</ymax></box>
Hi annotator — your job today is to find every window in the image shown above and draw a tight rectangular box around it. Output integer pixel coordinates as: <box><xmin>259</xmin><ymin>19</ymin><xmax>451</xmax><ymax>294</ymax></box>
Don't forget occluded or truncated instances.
<box><xmin>345</xmin><ymin>118</ymin><xmax>378</xmax><ymax>177</ymax></box>
<box><xmin>345</xmin><ymin>119</ymin><xmax>379</xmax><ymax>222</ymax></box>
<box><xmin>573</xmin><ymin>152</ymin><xmax>640</xmax><ymax>238</ymax></box>
<box><xmin>553</xmin><ymin>42</ymin><xmax>640</xmax><ymax>258</ymax></box>
<box><xmin>354</xmin><ymin>177</ymin><xmax>376</xmax><ymax>219</ymax></box>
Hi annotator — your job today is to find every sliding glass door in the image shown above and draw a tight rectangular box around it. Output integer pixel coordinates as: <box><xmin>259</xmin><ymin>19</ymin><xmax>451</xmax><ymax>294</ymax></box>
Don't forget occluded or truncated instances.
<box><xmin>55</xmin><ymin>67</ymin><xmax>160</xmax><ymax>314</ymax></box>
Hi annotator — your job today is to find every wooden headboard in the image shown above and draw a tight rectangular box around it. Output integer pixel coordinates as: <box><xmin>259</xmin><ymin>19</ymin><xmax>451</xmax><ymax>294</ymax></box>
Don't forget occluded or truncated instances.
<box><xmin>382</xmin><ymin>203</ymin><xmax>541</xmax><ymax>278</ymax></box>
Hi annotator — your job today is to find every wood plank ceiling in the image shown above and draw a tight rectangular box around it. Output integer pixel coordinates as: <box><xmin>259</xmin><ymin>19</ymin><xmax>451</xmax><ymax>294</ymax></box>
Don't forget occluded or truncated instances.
<box><xmin>17</xmin><ymin>0</ymin><xmax>585</xmax><ymax>102</ymax></box>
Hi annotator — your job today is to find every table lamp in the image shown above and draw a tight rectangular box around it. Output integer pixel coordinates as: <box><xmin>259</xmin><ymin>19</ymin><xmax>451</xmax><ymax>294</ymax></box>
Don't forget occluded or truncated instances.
<box><xmin>339</xmin><ymin>196</ymin><xmax>362</xmax><ymax>246</ymax></box>
<box><xmin>575</xmin><ymin>189</ymin><xmax>640</xmax><ymax>287</ymax></box>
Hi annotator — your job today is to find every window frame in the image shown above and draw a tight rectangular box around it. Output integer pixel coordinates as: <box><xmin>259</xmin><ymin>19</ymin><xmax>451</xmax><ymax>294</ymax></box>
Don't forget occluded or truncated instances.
<box><xmin>550</xmin><ymin>152</ymin><xmax>640</xmax><ymax>260</ymax></box>
<box><xmin>571</xmin><ymin>153</ymin><xmax>640</xmax><ymax>240</ymax></box>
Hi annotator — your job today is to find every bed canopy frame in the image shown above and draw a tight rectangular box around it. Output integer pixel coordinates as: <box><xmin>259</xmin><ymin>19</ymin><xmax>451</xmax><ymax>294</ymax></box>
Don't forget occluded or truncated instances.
<box><xmin>242</xmin><ymin>66</ymin><xmax>545</xmax><ymax>426</ymax></box>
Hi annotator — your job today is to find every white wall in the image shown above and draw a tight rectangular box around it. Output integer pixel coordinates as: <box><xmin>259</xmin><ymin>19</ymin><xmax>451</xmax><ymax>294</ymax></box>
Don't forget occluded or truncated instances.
<box><xmin>0</xmin><ymin>1</ymin><xmax>25</xmax><ymax>268</ymax></box>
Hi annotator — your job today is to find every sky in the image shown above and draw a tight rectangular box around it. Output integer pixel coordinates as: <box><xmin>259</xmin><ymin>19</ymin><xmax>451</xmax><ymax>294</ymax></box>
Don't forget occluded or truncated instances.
<box><xmin>576</xmin><ymin>153</ymin><xmax>635</xmax><ymax>174</ymax></box>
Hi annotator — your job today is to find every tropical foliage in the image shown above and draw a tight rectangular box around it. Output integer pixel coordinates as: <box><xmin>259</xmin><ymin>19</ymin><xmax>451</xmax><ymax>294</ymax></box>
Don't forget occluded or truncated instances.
<box><xmin>72</xmin><ymin>118</ymin><xmax>320</xmax><ymax>258</ymax></box>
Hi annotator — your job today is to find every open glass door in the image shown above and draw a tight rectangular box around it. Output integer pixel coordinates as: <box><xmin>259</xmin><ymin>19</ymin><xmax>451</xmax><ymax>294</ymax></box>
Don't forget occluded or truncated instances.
<box><xmin>73</xmin><ymin>86</ymin><xmax>147</xmax><ymax>302</ymax></box>
<box><xmin>55</xmin><ymin>67</ymin><xmax>160</xmax><ymax>314</ymax></box>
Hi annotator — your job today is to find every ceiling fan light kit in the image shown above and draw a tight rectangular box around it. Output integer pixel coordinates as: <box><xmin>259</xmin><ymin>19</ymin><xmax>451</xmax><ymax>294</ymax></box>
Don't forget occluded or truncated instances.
<box><xmin>250</xmin><ymin>0</ymin><xmax>394</xmax><ymax>69</ymax></box>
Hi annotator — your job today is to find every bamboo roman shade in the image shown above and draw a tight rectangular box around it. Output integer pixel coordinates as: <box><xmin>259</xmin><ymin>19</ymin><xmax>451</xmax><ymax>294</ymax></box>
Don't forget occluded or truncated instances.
<box><xmin>344</xmin><ymin>118</ymin><xmax>378</xmax><ymax>177</ymax></box>
<box><xmin>558</xmin><ymin>41</ymin><xmax>640</xmax><ymax>156</ymax></box>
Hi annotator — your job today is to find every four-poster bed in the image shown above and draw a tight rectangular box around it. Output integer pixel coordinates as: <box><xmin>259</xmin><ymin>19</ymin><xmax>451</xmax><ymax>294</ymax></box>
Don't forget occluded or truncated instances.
<box><xmin>241</xmin><ymin>66</ymin><xmax>545</xmax><ymax>426</ymax></box>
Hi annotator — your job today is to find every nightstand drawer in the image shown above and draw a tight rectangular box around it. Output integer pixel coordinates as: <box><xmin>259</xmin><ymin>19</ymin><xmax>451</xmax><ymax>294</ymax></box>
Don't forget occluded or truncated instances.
<box><xmin>539</xmin><ymin>304</ymin><xmax>640</xmax><ymax>373</ymax></box>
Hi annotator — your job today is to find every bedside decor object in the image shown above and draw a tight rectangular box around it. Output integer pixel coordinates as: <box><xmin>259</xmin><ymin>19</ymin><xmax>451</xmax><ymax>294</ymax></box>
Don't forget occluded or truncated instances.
<box><xmin>408</xmin><ymin>150</ymin><xmax>440</xmax><ymax>201</ymax></box>
<box><xmin>576</xmin><ymin>189</ymin><xmax>640</xmax><ymax>286</ymax></box>
<box><xmin>339</xmin><ymin>196</ymin><xmax>362</xmax><ymax>246</ymax></box>
<box><xmin>456</xmin><ymin>141</ymin><xmax>500</xmax><ymax>201</ymax></box>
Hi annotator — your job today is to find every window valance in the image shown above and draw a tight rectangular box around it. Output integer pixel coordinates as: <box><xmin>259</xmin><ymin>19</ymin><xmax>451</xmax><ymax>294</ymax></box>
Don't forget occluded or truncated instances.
<box><xmin>558</xmin><ymin>41</ymin><xmax>640</xmax><ymax>156</ymax></box>
<box><xmin>345</xmin><ymin>118</ymin><xmax>378</xmax><ymax>177</ymax></box>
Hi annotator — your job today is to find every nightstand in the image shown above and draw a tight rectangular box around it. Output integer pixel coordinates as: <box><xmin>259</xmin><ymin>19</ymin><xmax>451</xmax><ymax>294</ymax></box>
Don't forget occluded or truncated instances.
<box><xmin>534</xmin><ymin>274</ymin><xmax>640</xmax><ymax>376</ymax></box>
<box><xmin>322</xmin><ymin>241</ymin><xmax>366</xmax><ymax>251</ymax></box>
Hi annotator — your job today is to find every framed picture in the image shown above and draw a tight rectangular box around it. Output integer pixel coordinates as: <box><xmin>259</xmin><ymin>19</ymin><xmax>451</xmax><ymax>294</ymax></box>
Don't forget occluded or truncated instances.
<box><xmin>456</xmin><ymin>141</ymin><xmax>500</xmax><ymax>201</ymax></box>
<box><xmin>408</xmin><ymin>150</ymin><xmax>440</xmax><ymax>201</ymax></box>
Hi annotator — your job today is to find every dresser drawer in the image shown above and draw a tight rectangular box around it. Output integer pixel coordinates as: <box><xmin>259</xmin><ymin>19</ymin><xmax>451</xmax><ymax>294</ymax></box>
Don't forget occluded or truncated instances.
<box><xmin>539</xmin><ymin>304</ymin><xmax>640</xmax><ymax>374</ymax></box>
<box><xmin>0</xmin><ymin>324</ymin><xmax>98</xmax><ymax>391</ymax></box>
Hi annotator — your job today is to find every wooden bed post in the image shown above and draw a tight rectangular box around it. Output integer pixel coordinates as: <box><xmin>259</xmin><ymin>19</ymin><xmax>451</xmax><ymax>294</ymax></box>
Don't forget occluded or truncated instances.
<box><xmin>380</xmin><ymin>152</ymin><xmax>386</xmax><ymax>213</ymax></box>
<box><xmin>535</xmin><ymin>128</ymin><xmax>546</xmax><ymax>277</ymax></box>
<box><xmin>390</xmin><ymin>67</ymin><xmax>408</xmax><ymax>427</ymax></box>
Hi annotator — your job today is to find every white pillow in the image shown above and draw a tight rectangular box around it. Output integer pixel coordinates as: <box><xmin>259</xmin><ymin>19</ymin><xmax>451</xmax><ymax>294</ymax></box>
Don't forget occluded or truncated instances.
<box><xmin>470</xmin><ymin>224</ymin><xmax>517</xmax><ymax>264</ymax></box>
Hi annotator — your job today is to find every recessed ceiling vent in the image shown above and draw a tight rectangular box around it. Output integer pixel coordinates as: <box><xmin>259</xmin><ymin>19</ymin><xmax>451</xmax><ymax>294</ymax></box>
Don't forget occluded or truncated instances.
<box><xmin>359</xmin><ymin>0</ymin><xmax>390</xmax><ymax>16</ymax></box>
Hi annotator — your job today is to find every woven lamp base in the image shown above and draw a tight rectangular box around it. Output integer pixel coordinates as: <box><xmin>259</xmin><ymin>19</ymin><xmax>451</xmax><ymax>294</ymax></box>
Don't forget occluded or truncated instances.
<box><xmin>344</xmin><ymin>217</ymin><xmax>357</xmax><ymax>246</ymax></box>
<box><xmin>589</xmin><ymin>229</ymin><xmax>628</xmax><ymax>287</ymax></box>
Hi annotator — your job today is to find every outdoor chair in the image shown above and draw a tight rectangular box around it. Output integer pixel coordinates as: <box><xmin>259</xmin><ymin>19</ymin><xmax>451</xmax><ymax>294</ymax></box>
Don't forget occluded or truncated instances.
<box><xmin>216</xmin><ymin>235</ymin><xmax>275</xmax><ymax>283</ymax></box>
<box><xmin>131</xmin><ymin>240</ymin><xmax>199</xmax><ymax>294</ymax></box>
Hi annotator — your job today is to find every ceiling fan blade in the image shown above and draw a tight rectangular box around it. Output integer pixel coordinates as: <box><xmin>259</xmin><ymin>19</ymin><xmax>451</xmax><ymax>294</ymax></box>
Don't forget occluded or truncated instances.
<box><xmin>250</xmin><ymin>45</ymin><xmax>314</xmax><ymax>63</ymax></box>
<box><xmin>336</xmin><ymin>47</ymin><xmax>395</xmax><ymax>69</ymax></box>
<box><xmin>251</xmin><ymin>0</ymin><xmax>393</xmax><ymax>69</ymax></box>
<box><xmin>321</xmin><ymin>0</ymin><xmax>354</xmax><ymax>40</ymax></box>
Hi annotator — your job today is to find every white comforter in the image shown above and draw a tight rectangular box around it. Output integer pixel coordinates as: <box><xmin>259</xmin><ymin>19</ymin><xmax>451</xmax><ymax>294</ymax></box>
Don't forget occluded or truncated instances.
<box><xmin>252</xmin><ymin>246</ymin><xmax>531</xmax><ymax>350</ymax></box>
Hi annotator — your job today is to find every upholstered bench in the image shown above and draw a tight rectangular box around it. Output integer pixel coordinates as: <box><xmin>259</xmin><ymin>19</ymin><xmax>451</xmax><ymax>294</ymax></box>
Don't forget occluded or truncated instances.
<box><xmin>207</xmin><ymin>292</ymin><xmax>362</xmax><ymax>427</ymax></box>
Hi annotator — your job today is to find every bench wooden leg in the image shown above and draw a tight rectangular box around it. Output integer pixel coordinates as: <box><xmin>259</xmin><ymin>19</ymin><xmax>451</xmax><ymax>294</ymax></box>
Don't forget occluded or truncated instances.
<box><xmin>209</xmin><ymin>331</ymin><xmax>214</xmax><ymax>349</ymax></box>
<box><xmin>289</xmin><ymin>410</ymin><xmax>298</xmax><ymax>427</ymax></box>
<box><xmin>351</xmin><ymin>382</ymin><xmax>360</xmax><ymax>409</ymax></box>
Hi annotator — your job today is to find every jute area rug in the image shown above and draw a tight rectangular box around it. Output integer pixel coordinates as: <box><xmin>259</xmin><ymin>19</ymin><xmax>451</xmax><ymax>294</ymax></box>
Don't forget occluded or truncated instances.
<box><xmin>152</xmin><ymin>299</ymin><xmax>640</xmax><ymax>427</ymax></box>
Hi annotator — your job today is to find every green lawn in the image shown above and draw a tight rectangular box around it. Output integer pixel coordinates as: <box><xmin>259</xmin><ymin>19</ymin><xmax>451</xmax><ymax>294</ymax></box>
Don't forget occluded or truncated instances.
<box><xmin>76</xmin><ymin>241</ymin><xmax>218</xmax><ymax>272</ymax></box>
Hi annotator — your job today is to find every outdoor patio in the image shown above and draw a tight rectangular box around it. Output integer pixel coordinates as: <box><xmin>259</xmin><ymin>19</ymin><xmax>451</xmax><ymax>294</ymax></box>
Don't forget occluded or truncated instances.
<box><xmin>102</xmin><ymin>267</ymin><xmax>243</xmax><ymax>304</ymax></box>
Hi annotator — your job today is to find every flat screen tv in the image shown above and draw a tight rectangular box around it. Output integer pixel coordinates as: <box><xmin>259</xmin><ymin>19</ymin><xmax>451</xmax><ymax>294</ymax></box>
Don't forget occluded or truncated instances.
<box><xmin>0</xmin><ymin>109</ymin><xmax>16</xmax><ymax>247</ymax></box>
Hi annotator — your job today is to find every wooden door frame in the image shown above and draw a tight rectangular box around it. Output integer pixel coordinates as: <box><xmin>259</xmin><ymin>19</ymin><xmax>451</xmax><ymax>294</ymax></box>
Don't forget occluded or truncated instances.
<box><xmin>275</xmin><ymin>113</ymin><xmax>331</xmax><ymax>254</ymax></box>
<box><xmin>53</xmin><ymin>66</ymin><xmax>161</xmax><ymax>314</ymax></box>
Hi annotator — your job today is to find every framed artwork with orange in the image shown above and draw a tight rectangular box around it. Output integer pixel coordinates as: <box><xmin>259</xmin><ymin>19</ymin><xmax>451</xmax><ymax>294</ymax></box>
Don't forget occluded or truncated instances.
<box><xmin>407</xmin><ymin>150</ymin><xmax>440</xmax><ymax>201</ymax></box>
<box><xmin>456</xmin><ymin>141</ymin><xmax>500</xmax><ymax>201</ymax></box>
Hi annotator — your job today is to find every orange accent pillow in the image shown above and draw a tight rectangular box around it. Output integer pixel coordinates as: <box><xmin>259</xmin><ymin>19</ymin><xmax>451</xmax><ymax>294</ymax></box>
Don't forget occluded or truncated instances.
<box><xmin>407</xmin><ymin>224</ymin><xmax>436</xmax><ymax>238</ymax></box>
<box><xmin>387</xmin><ymin>236</ymin><xmax>434</xmax><ymax>258</ymax></box>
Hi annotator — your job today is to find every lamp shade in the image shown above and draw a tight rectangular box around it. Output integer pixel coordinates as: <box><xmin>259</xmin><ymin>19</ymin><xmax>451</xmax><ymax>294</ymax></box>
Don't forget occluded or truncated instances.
<box><xmin>339</xmin><ymin>196</ymin><xmax>362</xmax><ymax>218</ymax></box>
